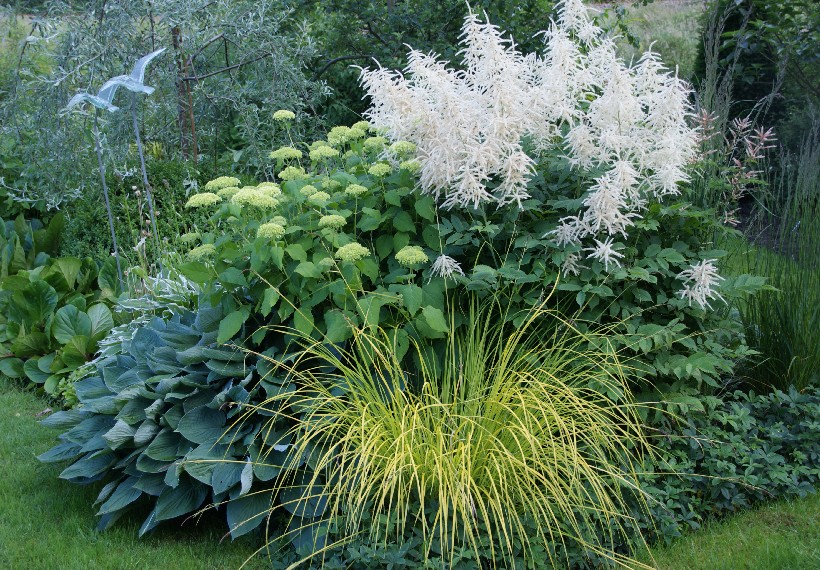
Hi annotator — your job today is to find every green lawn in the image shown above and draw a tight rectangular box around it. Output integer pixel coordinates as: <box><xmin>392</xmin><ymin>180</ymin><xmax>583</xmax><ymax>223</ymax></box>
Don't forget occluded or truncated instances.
<box><xmin>0</xmin><ymin>380</ymin><xmax>269</xmax><ymax>570</ymax></box>
<box><xmin>644</xmin><ymin>493</ymin><xmax>820</xmax><ymax>570</ymax></box>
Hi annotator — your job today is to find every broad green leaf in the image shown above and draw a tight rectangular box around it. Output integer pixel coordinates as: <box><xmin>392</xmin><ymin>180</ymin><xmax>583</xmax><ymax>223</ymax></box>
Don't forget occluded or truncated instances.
<box><xmin>178</xmin><ymin>261</ymin><xmax>212</xmax><ymax>284</ymax></box>
<box><xmin>211</xmin><ymin>461</ymin><xmax>244</xmax><ymax>496</ymax></box>
<box><xmin>422</xmin><ymin>306</ymin><xmax>449</xmax><ymax>333</ymax></box>
<box><xmin>176</xmin><ymin>406</ymin><xmax>227</xmax><ymax>445</ymax></box>
<box><xmin>0</xmin><ymin>357</ymin><xmax>24</xmax><ymax>378</ymax></box>
<box><xmin>97</xmin><ymin>477</ymin><xmax>142</xmax><ymax>516</ymax></box>
<box><xmin>324</xmin><ymin>310</ymin><xmax>353</xmax><ymax>343</ymax></box>
<box><xmin>293</xmin><ymin>306</ymin><xmax>315</xmax><ymax>336</ymax></box>
<box><xmin>153</xmin><ymin>481</ymin><xmax>208</xmax><ymax>522</ymax></box>
<box><xmin>11</xmin><ymin>332</ymin><xmax>51</xmax><ymax>358</ymax></box>
<box><xmin>53</xmin><ymin>305</ymin><xmax>92</xmax><ymax>345</ymax></box>
<box><xmin>260</xmin><ymin>288</ymin><xmax>280</xmax><ymax>317</ymax></box>
<box><xmin>102</xmin><ymin>419</ymin><xmax>136</xmax><ymax>450</ymax></box>
<box><xmin>87</xmin><ymin>304</ymin><xmax>115</xmax><ymax>339</ymax></box>
<box><xmin>392</xmin><ymin>211</ymin><xmax>416</xmax><ymax>233</ymax></box>
<box><xmin>226</xmin><ymin>491</ymin><xmax>270</xmax><ymax>539</ymax></box>
<box><xmin>295</xmin><ymin>261</ymin><xmax>322</xmax><ymax>279</ymax></box>
<box><xmin>217</xmin><ymin>308</ymin><xmax>249</xmax><ymax>344</ymax></box>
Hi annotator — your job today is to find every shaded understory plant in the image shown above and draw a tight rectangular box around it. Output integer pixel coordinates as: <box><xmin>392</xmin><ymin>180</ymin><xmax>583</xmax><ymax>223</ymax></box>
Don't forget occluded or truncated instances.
<box><xmin>242</xmin><ymin>295</ymin><xmax>656</xmax><ymax>569</ymax></box>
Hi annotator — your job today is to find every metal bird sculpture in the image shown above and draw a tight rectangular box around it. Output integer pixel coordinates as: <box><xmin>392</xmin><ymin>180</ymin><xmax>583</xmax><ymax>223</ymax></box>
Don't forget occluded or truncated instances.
<box><xmin>63</xmin><ymin>48</ymin><xmax>168</xmax><ymax>285</ymax></box>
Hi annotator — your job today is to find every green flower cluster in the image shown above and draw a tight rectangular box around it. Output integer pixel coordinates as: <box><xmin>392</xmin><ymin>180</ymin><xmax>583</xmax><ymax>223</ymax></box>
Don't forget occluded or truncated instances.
<box><xmin>310</xmin><ymin>145</ymin><xmax>340</xmax><ymax>161</ymax></box>
<box><xmin>185</xmin><ymin>192</ymin><xmax>222</xmax><ymax>208</ymax></box>
<box><xmin>231</xmin><ymin>188</ymin><xmax>279</xmax><ymax>209</ymax></box>
<box><xmin>270</xmin><ymin>146</ymin><xmax>303</xmax><ymax>161</ymax></box>
<box><xmin>318</xmin><ymin>214</ymin><xmax>347</xmax><ymax>230</ymax></box>
<box><xmin>204</xmin><ymin>176</ymin><xmax>241</xmax><ymax>191</ymax></box>
<box><xmin>187</xmin><ymin>243</ymin><xmax>216</xmax><ymax>261</ymax></box>
<box><xmin>258</xmin><ymin>222</ymin><xmax>286</xmax><ymax>240</ymax></box>
<box><xmin>335</xmin><ymin>242</ymin><xmax>370</xmax><ymax>262</ymax></box>
<box><xmin>273</xmin><ymin>109</ymin><xmax>295</xmax><ymax>121</ymax></box>
<box><xmin>344</xmin><ymin>184</ymin><xmax>368</xmax><ymax>197</ymax></box>
<box><xmin>279</xmin><ymin>166</ymin><xmax>307</xmax><ymax>181</ymax></box>
<box><xmin>368</xmin><ymin>163</ymin><xmax>392</xmax><ymax>177</ymax></box>
<box><xmin>395</xmin><ymin>245</ymin><xmax>428</xmax><ymax>267</ymax></box>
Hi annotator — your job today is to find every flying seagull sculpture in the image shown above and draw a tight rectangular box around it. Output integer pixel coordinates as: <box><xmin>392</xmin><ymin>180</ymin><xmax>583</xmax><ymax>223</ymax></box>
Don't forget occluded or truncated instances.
<box><xmin>63</xmin><ymin>48</ymin><xmax>167</xmax><ymax>285</ymax></box>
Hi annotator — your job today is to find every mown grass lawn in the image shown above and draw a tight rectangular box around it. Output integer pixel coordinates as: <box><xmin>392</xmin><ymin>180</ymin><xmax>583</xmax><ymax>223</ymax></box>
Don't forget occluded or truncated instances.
<box><xmin>643</xmin><ymin>493</ymin><xmax>820</xmax><ymax>570</ymax></box>
<box><xmin>0</xmin><ymin>380</ymin><xmax>268</xmax><ymax>570</ymax></box>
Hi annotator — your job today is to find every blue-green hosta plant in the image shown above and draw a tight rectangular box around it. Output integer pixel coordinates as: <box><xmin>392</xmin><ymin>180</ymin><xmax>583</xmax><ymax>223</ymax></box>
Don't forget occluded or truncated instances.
<box><xmin>37</xmin><ymin>302</ymin><xmax>301</xmax><ymax>538</ymax></box>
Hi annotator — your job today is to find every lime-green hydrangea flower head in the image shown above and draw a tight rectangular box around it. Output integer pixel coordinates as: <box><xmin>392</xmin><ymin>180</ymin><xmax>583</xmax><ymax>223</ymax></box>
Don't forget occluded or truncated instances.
<box><xmin>344</xmin><ymin>184</ymin><xmax>368</xmax><ymax>197</ymax></box>
<box><xmin>278</xmin><ymin>165</ymin><xmax>307</xmax><ymax>181</ymax></box>
<box><xmin>349</xmin><ymin>126</ymin><xmax>367</xmax><ymax>140</ymax></box>
<box><xmin>368</xmin><ymin>163</ymin><xmax>392</xmax><ymax>177</ymax></box>
<box><xmin>273</xmin><ymin>109</ymin><xmax>295</xmax><ymax>121</ymax></box>
<box><xmin>320</xmin><ymin>178</ymin><xmax>341</xmax><ymax>192</ymax></box>
<box><xmin>395</xmin><ymin>245</ymin><xmax>428</xmax><ymax>267</ymax></box>
<box><xmin>390</xmin><ymin>141</ymin><xmax>417</xmax><ymax>156</ymax></box>
<box><xmin>187</xmin><ymin>243</ymin><xmax>216</xmax><ymax>261</ymax></box>
<box><xmin>327</xmin><ymin>126</ymin><xmax>353</xmax><ymax>147</ymax></box>
<box><xmin>309</xmin><ymin>191</ymin><xmax>331</xmax><ymax>204</ymax></box>
<box><xmin>318</xmin><ymin>214</ymin><xmax>347</xmax><ymax>230</ymax></box>
<box><xmin>178</xmin><ymin>232</ymin><xmax>201</xmax><ymax>244</ymax></box>
<box><xmin>231</xmin><ymin>188</ymin><xmax>278</xmax><ymax>209</ymax></box>
<box><xmin>185</xmin><ymin>192</ymin><xmax>221</xmax><ymax>208</ymax></box>
<box><xmin>256</xmin><ymin>182</ymin><xmax>282</xmax><ymax>197</ymax></box>
<box><xmin>257</xmin><ymin>222</ymin><xmax>286</xmax><ymax>240</ymax></box>
<box><xmin>364</xmin><ymin>136</ymin><xmax>388</xmax><ymax>152</ymax></box>
<box><xmin>204</xmin><ymin>176</ymin><xmax>241</xmax><ymax>191</ymax></box>
<box><xmin>269</xmin><ymin>146</ymin><xmax>303</xmax><ymax>161</ymax></box>
<box><xmin>335</xmin><ymin>242</ymin><xmax>370</xmax><ymax>262</ymax></box>
<box><xmin>400</xmin><ymin>159</ymin><xmax>421</xmax><ymax>174</ymax></box>
<box><xmin>352</xmin><ymin>120</ymin><xmax>371</xmax><ymax>131</ymax></box>
<box><xmin>216</xmin><ymin>186</ymin><xmax>240</xmax><ymax>199</ymax></box>
<box><xmin>271</xmin><ymin>215</ymin><xmax>287</xmax><ymax>226</ymax></box>
<box><xmin>299</xmin><ymin>185</ymin><xmax>318</xmax><ymax>197</ymax></box>
<box><xmin>309</xmin><ymin>145</ymin><xmax>340</xmax><ymax>161</ymax></box>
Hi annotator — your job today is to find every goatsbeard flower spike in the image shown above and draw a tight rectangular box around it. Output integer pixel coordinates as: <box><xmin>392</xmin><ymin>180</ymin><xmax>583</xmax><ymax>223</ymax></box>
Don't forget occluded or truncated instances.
<box><xmin>676</xmin><ymin>259</ymin><xmax>725</xmax><ymax>310</ymax></box>
<box><xmin>430</xmin><ymin>254</ymin><xmax>465</xmax><ymax>280</ymax></box>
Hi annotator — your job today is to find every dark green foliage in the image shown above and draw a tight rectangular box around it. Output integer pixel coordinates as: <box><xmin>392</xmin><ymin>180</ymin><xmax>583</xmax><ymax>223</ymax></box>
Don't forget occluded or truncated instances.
<box><xmin>296</xmin><ymin>0</ymin><xmax>558</xmax><ymax>125</ymax></box>
<box><xmin>695</xmin><ymin>0</ymin><xmax>819</xmax><ymax>149</ymax></box>
<box><xmin>38</xmin><ymin>302</ymin><xmax>323</xmax><ymax>541</ymax></box>
<box><xmin>641</xmin><ymin>386</ymin><xmax>820</xmax><ymax>543</ymax></box>
<box><xmin>59</xmin><ymin>158</ymin><xmax>228</xmax><ymax>262</ymax></box>
<box><xmin>0</xmin><ymin>250</ymin><xmax>118</xmax><ymax>396</ymax></box>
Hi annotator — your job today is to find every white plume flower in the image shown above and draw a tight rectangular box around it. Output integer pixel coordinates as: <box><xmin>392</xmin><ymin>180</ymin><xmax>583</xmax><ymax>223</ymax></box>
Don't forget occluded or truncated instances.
<box><xmin>430</xmin><ymin>254</ymin><xmax>465</xmax><ymax>279</ymax></box>
<box><xmin>676</xmin><ymin>259</ymin><xmax>725</xmax><ymax>309</ymax></box>
<box><xmin>359</xmin><ymin>0</ymin><xmax>698</xmax><ymax>261</ymax></box>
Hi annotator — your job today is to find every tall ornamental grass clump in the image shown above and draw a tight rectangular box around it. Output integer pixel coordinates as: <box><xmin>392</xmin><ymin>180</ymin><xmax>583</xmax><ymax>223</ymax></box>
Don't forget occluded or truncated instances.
<box><xmin>733</xmin><ymin>122</ymin><xmax>820</xmax><ymax>390</ymax></box>
<box><xmin>243</xmin><ymin>296</ymin><xmax>655</xmax><ymax>569</ymax></box>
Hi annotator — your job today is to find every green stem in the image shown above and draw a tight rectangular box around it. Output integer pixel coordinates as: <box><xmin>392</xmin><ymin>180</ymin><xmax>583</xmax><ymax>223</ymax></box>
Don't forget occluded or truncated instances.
<box><xmin>93</xmin><ymin>111</ymin><xmax>123</xmax><ymax>287</ymax></box>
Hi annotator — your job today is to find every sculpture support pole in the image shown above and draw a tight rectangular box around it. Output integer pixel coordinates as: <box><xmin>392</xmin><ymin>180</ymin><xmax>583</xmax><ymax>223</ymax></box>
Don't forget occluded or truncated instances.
<box><xmin>131</xmin><ymin>94</ymin><xmax>161</xmax><ymax>257</ymax></box>
<box><xmin>93</xmin><ymin>111</ymin><xmax>123</xmax><ymax>286</ymax></box>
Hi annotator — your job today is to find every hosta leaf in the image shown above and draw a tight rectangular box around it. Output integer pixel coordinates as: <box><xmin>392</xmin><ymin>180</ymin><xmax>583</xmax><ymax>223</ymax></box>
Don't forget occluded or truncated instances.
<box><xmin>53</xmin><ymin>305</ymin><xmax>92</xmax><ymax>345</ymax></box>
<box><xmin>280</xmin><ymin>477</ymin><xmax>328</xmax><ymax>518</ymax></box>
<box><xmin>290</xmin><ymin>519</ymin><xmax>328</xmax><ymax>557</ymax></box>
<box><xmin>97</xmin><ymin>477</ymin><xmax>143</xmax><ymax>516</ymax></box>
<box><xmin>103</xmin><ymin>419</ymin><xmax>136</xmax><ymax>450</ymax></box>
<box><xmin>59</xmin><ymin>452</ymin><xmax>116</xmax><ymax>482</ymax></box>
<box><xmin>37</xmin><ymin>441</ymin><xmax>84</xmax><ymax>463</ymax></box>
<box><xmin>226</xmin><ymin>491</ymin><xmax>270</xmax><ymax>539</ymax></box>
<box><xmin>64</xmin><ymin>415</ymin><xmax>115</xmax><ymax>445</ymax></box>
<box><xmin>39</xmin><ymin>409</ymin><xmax>89</xmax><ymax>429</ymax></box>
<box><xmin>134</xmin><ymin>420</ymin><xmax>161</xmax><ymax>447</ymax></box>
<box><xmin>145</xmin><ymin>430</ymin><xmax>182</xmax><ymax>462</ymax></box>
<box><xmin>153</xmin><ymin>480</ymin><xmax>208</xmax><ymax>522</ymax></box>
<box><xmin>176</xmin><ymin>406</ymin><xmax>226</xmax><ymax>445</ymax></box>
<box><xmin>211</xmin><ymin>461</ymin><xmax>245</xmax><ymax>496</ymax></box>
